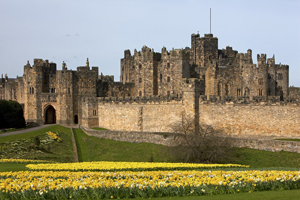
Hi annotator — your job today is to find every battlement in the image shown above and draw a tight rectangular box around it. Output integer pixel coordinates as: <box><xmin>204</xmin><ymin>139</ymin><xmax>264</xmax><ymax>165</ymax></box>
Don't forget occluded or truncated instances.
<box><xmin>96</xmin><ymin>94</ymin><xmax>183</xmax><ymax>104</ymax></box>
<box><xmin>257</xmin><ymin>54</ymin><xmax>267</xmax><ymax>65</ymax></box>
<box><xmin>198</xmin><ymin>95</ymin><xmax>299</xmax><ymax>105</ymax></box>
<box><xmin>161</xmin><ymin>47</ymin><xmax>190</xmax><ymax>60</ymax></box>
<box><xmin>24</xmin><ymin>59</ymin><xmax>56</xmax><ymax>73</ymax></box>
<box><xmin>99</xmin><ymin>74</ymin><xmax>114</xmax><ymax>82</ymax></box>
<box><xmin>133</xmin><ymin>45</ymin><xmax>161</xmax><ymax>61</ymax></box>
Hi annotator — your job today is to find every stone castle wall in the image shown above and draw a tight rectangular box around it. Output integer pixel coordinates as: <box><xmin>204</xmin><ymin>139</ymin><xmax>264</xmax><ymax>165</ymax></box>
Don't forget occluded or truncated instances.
<box><xmin>80</xmin><ymin>95</ymin><xmax>183</xmax><ymax>132</ymax></box>
<box><xmin>199</xmin><ymin>101</ymin><xmax>300</xmax><ymax>138</ymax></box>
<box><xmin>91</xmin><ymin>94</ymin><xmax>300</xmax><ymax>138</ymax></box>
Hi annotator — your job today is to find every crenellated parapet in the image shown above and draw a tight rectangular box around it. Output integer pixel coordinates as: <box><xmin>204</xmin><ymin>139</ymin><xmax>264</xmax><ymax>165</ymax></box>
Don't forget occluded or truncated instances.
<box><xmin>96</xmin><ymin>94</ymin><xmax>183</xmax><ymax>104</ymax></box>
<box><xmin>198</xmin><ymin>94</ymin><xmax>299</xmax><ymax>105</ymax></box>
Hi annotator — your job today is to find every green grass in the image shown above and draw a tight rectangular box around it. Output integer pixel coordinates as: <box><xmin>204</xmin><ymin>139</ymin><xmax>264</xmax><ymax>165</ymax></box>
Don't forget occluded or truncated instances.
<box><xmin>230</xmin><ymin>148</ymin><xmax>300</xmax><ymax>168</ymax></box>
<box><xmin>2</xmin><ymin>126</ymin><xmax>300</xmax><ymax>169</ymax></box>
<box><xmin>0</xmin><ymin>125</ymin><xmax>75</xmax><ymax>163</ymax></box>
<box><xmin>0</xmin><ymin>163</ymin><xmax>27</xmax><ymax>172</ymax></box>
<box><xmin>73</xmin><ymin>128</ymin><xmax>90</xmax><ymax>162</ymax></box>
<box><xmin>73</xmin><ymin>128</ymin><xmax>174</xmax><ymax>163</ymax></box>
<box><xmin>134</xmin><ymin>189</ymin><xmax>300</xmax><ymax>200</ymax></box>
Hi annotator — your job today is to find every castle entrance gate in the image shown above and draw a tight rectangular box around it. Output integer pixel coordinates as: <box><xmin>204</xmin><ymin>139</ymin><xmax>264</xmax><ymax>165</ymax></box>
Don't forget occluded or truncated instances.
<box><xmin>45</xmin><ymin>105</ymin><xmax>56</xmax><ymax>124</ymax></box>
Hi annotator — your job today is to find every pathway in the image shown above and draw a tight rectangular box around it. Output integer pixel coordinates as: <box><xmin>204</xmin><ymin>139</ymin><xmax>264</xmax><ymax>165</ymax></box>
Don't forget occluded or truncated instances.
<box><xmin>0</xmin><ymin>125</ymin><xmax>53</xmax><ymax>137</ymax></box>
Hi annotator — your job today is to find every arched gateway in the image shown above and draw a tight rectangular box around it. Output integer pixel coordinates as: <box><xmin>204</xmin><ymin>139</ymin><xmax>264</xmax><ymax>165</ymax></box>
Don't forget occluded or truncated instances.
<box><xmin>45</xmin><ymin>105</ymin><xmax>56</xmax><ymax>124</ymax></box>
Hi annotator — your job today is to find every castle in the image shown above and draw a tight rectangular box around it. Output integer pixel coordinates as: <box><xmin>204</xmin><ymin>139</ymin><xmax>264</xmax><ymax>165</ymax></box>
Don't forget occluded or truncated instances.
<box><xmin>1</xmin><ymin>32</ymin><xmax>298</xmax><ymax>138</ymax></box>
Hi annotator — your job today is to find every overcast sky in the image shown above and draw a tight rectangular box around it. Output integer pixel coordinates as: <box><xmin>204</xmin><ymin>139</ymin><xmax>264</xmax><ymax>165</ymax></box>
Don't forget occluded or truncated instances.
<box><xmin>1</xmin><ymin>0</ymin><xmax>299</xmax><ymax>86</ymax></box>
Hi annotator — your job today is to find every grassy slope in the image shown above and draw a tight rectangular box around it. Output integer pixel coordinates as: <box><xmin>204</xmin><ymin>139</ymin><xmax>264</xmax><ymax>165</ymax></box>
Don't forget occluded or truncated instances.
<box><xmin>230</xmin><ymin>148</ymin><xmax>300</xmax><ymax>169</ymax></box>
<box><xmin>0</xmin><ymin>125</ymin><xmax>75</xmax><ymax>163</ymax></box>
<box><xmin>73</xmin><ymin>128</ymin><xmax>300</xmax><ymax>169</ymax></box>
<box><xmin>73</xmin><ymin>128</ymin><xmax>173</xmax><ymax>163</ymax></box>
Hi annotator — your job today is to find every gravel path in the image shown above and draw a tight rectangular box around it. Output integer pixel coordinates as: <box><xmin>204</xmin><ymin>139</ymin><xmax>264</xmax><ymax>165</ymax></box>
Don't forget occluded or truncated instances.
<box><xmin>0</xmin><ymin>125</ymin><xmax>54</xmax><ymax>137</ymax></box>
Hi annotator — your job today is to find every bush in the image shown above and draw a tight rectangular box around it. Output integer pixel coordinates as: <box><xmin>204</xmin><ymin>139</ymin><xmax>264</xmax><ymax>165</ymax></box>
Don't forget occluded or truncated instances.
<box><xmin>0</xmin><ymin>100</ymin><xmax>26</xmax><ymax>129</ymax></box>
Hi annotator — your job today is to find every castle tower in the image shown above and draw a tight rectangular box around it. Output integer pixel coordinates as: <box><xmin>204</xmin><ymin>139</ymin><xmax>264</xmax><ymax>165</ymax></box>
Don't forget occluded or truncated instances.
<box><xmin>190</xmin><ymin>33</ymin><xmax>218</xmax><ymax>78</ymax></box>
<box><xmin>133</xmin><ymin>46</ymin><xmax>161</xmax><ymax>96</ymax></box>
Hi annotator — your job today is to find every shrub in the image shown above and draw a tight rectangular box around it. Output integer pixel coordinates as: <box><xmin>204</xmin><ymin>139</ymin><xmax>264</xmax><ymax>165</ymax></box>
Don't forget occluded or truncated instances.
<box><xmin>0</xmin><ymin>100</ymin><xmax>26</xmax><ymax>129</ymax></box>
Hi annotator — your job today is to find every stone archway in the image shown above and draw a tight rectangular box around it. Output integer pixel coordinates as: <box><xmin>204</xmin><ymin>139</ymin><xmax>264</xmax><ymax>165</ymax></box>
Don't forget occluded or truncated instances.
<box><xmin>45</xmin><ymin>105</ymin><xmax>56</xmax><ymax>124</ymax></box>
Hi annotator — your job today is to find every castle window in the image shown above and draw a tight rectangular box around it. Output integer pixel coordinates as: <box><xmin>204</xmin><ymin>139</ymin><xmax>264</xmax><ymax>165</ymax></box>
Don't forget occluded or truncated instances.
<box><xmin>68</xmin><ymin>88</ymin><xmax>70</xmax><ymax>94</ymax></box>
<box><xmin>167</xmin><ymin>76</ymin><xmax>170</xmax><ymax>82</ymax></box>
<box><xmin>258</xmin><ymin>78</ymin><xmax>263</xmax><ymax>85</ymax></box>
<box><xmin>139</xmin><ymin>64</ymin><xmax>142</xmax><ymax>69</ymax></box>
<box><xmin>139</xmin><ymin>78</ymin><xmax>142</xmax><ymax>83</ymax></box>
<box><xmin>139</xmin><ymin>91</ymin><xmax>142</xmax><ymax>96</ymax></box>
<box><xmin>258</xmin><ymin>89</ymin><xmax>263</xmax><ymax>96</ymax></box>
<box><xmin>160</xmin><ymin>74</ymin><xmax>162</xmax><ymax>82</ymax></box>
<box><xmin>167</xmin><ymin>63</ymin><xmax>170</xmax><ymax>69</ymax></box>
<box><xmin>225</xmin><ymin>84</ymin><xmax>229</xmax><ymax>95</ymax></box>
<box><xmin>237</xmin><ymin>88</ymin><xmax>241</xmax><ymax>96</ymax></box>
<box><xmin>268</xmin><ymin>74</ymin><xmax>272</xmax><ymax>79</ymax></box>
<box><xmin>30</xmin><ymin>87</ymin><xmax>34</xmax><ymax>94</ymax></box>
<box><xmin>93</xmin><ymin>110</ymin><xmax>97</xmax><ymax>116</ymax></box>
<box><xmin>278</xmin><ymin>73</ymin><xmax>283</xmax><ymax>80</ymax></box>
<box><xmin>217</xmin><ymin>83</ymin><xmax>221</xmax><ymax>96</ymax></box>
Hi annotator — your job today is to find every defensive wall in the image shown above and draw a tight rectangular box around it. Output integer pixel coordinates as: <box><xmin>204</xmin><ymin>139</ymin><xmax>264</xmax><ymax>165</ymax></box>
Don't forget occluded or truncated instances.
<box><xmin>81</xmin><ymin>126</ymin><xmax>300</xmax><ymax>153</ymax></box>
<box><xmin>81</xmin><ymin>94</ymin><xmax>183</xmax><ymax>132</ymax></box>
<box><xmin>199</xmin><ymin>99</ymin><xmax>300</xmax><ymax>138</ymax></box>
<box><xmin>81</xmin><ymin>92</ymin><xmax>300</xmax><ymax>138</ymax></box>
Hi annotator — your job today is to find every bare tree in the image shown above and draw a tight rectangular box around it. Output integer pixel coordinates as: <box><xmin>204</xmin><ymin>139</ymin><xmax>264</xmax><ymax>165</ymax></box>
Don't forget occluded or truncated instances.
<box><xmin>170</xmin><ymin>113</ymin><xmax>233</xmax><ymax>163</ymax></box>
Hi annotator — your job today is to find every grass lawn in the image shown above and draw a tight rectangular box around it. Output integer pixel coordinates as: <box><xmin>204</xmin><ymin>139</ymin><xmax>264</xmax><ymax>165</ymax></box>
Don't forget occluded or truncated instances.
<box><xmin>0</xmin><ymin>163</ymin><xmax>27</xmax><ymax>172</ymax></box>
<box><xmin>72</xmin><ymin>128</ymin><xmax>300</xmax><ymax>169</ymax></box>
<box><xmin>230</xmin><ymin>148</ymin><xmax>300</xmax><ymax>168</ymax></box>
<box><xmin>0</xmin><ymin>125</ymin><xmax>75</xmax><ymax>163</ymax></box>
<box><xmin>73</xmin><ymin>128</ymin><xmax>174</xmax><ymax>163</ymax></box>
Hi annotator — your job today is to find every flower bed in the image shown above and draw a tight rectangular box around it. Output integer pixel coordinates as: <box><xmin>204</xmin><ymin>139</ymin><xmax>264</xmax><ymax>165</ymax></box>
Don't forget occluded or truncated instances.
<box><xmin>1</xmin><ymin>170</ymin><xmax>300</xmax><ymax>199</ymax></box>
<box><xmin>26</xmin><ymin>161</ymin><xmax>248</xmax><ymax>171</ymax></box>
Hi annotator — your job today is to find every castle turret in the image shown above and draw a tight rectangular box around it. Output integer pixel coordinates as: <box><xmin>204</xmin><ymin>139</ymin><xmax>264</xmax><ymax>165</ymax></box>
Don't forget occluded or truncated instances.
<box><xmin>62</xmin><ymin>61</ymin><xmax>67</xmax><ymax>70</ymax></box>
<box><xmin>86</xmin><ymin>58</ymin><xmax>89</xmax><ymax>68</ymax></box>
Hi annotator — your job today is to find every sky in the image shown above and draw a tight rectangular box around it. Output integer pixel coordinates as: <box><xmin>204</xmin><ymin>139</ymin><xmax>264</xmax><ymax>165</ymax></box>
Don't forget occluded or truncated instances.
<box><xmin>0</xmin><ymin>0</ymin><xmax>299</xmax><ymax>86</ymax></box>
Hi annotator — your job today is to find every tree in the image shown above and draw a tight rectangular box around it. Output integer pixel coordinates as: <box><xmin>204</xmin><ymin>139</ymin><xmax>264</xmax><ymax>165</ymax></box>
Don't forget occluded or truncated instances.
<box><xmin>170</xmin><ymin>113</ymin><xmax>233</xmax><ymax>163</ymax></box>
<box><xmin>0</xmin><ymin>100</ymin><xmax>26</xmax><ymax>129</ymax></box>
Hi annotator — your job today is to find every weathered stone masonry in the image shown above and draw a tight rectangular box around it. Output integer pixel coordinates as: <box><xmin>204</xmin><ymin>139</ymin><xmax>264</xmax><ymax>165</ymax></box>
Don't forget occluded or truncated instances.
<box><xmin>0</xmin><ymin>31</ymin><xmax>299</xmax><ymax>141</ymax></box>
